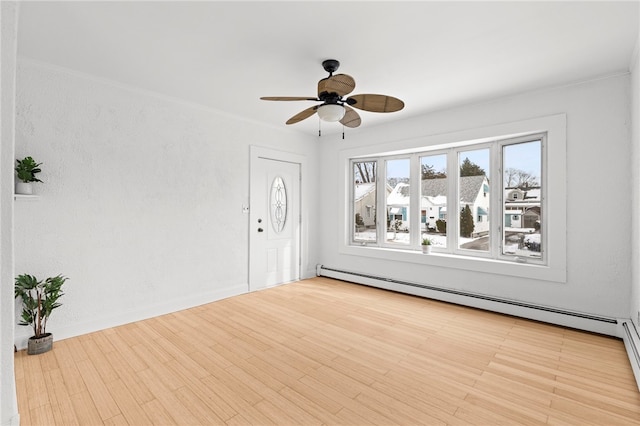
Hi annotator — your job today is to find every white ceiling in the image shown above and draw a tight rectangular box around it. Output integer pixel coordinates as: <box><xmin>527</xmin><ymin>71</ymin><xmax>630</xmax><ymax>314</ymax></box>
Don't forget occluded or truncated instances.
<box><xmin>17</xmin><ymin>1</ymin><xmax>640</xmax><ymax>136</ymax></box>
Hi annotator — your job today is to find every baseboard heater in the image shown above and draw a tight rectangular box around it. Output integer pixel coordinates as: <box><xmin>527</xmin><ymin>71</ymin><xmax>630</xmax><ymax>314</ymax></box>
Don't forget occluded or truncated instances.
<box><xmin>622</xmin><ymin>320</ymin><xmax>640</xmax><ymax>390</ymax></box>
<box><xmin>317</xmin><ymin>265</ymin><xmax>640</xmax><ymax>390</ymax></box>
<box><xmin>317</xmin><ymin>265</ymin><xmax>619</xmax><ymax>336</ymax></box>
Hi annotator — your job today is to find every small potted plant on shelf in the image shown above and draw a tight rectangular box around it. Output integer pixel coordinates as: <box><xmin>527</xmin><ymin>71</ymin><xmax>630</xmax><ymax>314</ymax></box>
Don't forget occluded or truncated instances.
<box><xmin>15</xmin><ymin>274</ymin><xmax>67</xmax><ymax>355</ymax></box>
<box><xmin>421</xmin><ymin>237</ymin><xmax>433</xmax><ymax>254</ymax></box>
<box><xmin>15</xmin><ymin>156</ymin><xmax>43</xmax><ymax>195</ymax></box>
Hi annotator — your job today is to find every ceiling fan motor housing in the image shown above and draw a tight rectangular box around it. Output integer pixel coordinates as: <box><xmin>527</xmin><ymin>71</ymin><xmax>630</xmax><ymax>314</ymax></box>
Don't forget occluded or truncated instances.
<box><xmin>322</xmin><ymin>59</ymin><xmax>340</xmax><ymax>75</ymax></box>
<box><xmin>318</xmin><ymin>91</ymin><xmax>342</xmax><ymax>105</ymax></box>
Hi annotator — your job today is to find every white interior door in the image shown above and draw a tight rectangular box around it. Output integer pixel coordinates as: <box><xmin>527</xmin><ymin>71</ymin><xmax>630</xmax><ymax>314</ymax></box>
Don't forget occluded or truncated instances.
<box><xmin>249</xmin><ymin>154</ymin><xmax>301</xmax><ymax>291</ymax></box>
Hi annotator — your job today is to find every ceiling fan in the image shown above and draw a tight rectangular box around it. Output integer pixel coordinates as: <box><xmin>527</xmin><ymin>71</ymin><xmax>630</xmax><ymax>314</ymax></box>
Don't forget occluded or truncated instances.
<box><xmin>260</xmin><ymin>59</ymin><xmax>404</xmax><ymax>133</ymax></box>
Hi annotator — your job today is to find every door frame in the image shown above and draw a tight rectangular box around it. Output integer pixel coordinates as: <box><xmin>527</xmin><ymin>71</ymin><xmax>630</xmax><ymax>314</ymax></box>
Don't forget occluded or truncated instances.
<box><xmin>249</xmin><ymin>146</ymin><xmax>307</xmax><ymax>291</ymax></box>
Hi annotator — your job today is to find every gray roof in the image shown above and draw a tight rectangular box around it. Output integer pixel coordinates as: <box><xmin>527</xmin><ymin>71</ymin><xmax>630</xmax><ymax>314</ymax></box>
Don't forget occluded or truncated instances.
<box><xmin>420</xmin><ymin>175</ymin><xmax>487</xmax><ymax>204</ymax></box>
<box><xmin>459</xmin><ymin>175</ymin><xmax>487</xmax><ymax>204</ymax></box>
<box><xmin>421</xmin><ymin>178</ymin><xmax>448</xmax><ymax>197</ymax></box>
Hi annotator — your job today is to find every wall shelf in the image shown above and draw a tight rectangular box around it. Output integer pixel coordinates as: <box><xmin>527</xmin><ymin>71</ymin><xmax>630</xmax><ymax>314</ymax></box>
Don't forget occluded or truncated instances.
<box><xmin>14</xmin><ymin>194</ymin><xmax>39</xmax><ymax>201</ymax></box>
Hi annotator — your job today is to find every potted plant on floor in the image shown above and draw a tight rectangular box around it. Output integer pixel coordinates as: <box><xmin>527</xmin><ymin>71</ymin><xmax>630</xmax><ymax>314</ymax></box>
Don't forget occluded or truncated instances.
<box><xmin>15</xmin><ymin>274</ymin><xmax>68</xmax><ymax>355</ymax></box>
<box><xmin>421</xmin><ymin>237</ymin><xmax>433</xmax><ymax>254</ymax></box>
<box><xmin>15</xmin><ymin>156</ymin><xmax>43</xmax><ymax>195</ymax></box>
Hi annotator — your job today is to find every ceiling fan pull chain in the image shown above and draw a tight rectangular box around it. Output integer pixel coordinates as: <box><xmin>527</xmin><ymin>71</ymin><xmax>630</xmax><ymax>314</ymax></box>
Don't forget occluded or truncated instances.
<box><xmin>318</xmin><ymin>119</ymin><xmax>322</xmax><ymax>137</ymax></box>
<box><xmin>342</xmin><ymin>125</ymin><xmax>345</xmax><ymax>140</ymax></box>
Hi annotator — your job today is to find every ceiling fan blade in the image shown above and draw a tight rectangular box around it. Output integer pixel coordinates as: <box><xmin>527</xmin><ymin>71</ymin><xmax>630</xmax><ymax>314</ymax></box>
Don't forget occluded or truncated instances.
<box><xmin>261</xmin><ymin>96</ymin><xmax>318</xmax><ymax>101</ymax></box>
<box><xmin>346</xmin><ymin>94</ymin><xmax>404</xmax><ymax>113</ymax></box>
<box><xmin>340</xmin><ymin>106</ymin><xmax>361</xmax><ymax>128</ymax></box>
<box><xmin>318</xmin><ymin>74</ymin><xmax>356</xmax><ymax>97</ymax></box>
<box><xmin>286</xmin><ymin>105</ymin><xmax>318</xmax><ymax>125</ymax></box>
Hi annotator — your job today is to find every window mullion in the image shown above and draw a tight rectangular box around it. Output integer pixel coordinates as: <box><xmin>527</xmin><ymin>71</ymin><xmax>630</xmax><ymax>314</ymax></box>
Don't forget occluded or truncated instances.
<box><xmin>409</xmin><ymin>154</ymin><xmax>420</xmax><ymax>248</ymax></box>
<box><xmin>491</xmin><ymin>143</ymin><xmax>501</xmax><ymax>258</ymax></box>
<box><xmin>447</xmin><ymin>148</ymin><xmax>459</xmax><ymax>251</ymax></box>
<box><xmin>376</xmin><ymin>159</ymin><xmax>384</xmax><ymax>246</ymax></box>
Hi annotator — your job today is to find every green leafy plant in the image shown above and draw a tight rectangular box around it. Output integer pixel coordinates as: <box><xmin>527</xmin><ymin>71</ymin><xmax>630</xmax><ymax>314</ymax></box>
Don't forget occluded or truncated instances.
<box><xmin>15</xmin><ymin>157</ymin><xmax>43</xmax><ymax>183</ymax></box>
<box><xmin>422</xmin><ymin>237</ymin><xmax>432</xmax><ymax>246</ymax></box>
<box><xmin>15</xmin><ymin>274</ymin><xmax>67</xmax><ymax>338</ymax></box>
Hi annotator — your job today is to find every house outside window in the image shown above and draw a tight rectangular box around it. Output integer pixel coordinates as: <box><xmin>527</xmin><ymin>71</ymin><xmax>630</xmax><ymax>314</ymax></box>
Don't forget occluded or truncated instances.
<box><xmin>386</xmin><ymin>159</ymin><xmax>411</xmax><ymax>245</ymax></box>
<box><xmin>502</xmin><ymin>139</ymin><xmax>542</xmax><ymax>258</ymax></box>
<box><xmin>421</xmin><ymin>153</ymin><xmax>447</xmax><ymax>247</ymax></box>
<box><xmin>458</xmin><ymin>148</ymin><xmax>490</xmax><ymax>253</ymax></box>
<box><xmin>349</xmin><ymin>134</ymin><xmax>545</xmax><ymax>264</ymax></box>
<box><xmin>352</xmin><ymin>161</ymin><xmax>378</xmax><ymax>243</ymax></box>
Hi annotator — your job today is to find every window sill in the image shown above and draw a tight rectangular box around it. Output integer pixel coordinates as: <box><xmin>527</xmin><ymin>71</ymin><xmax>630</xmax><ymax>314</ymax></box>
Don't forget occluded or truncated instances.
<box><xmin>339</xmin><ymin>244</ymin><xmax>566</xmax><ymax>283</ymax></box>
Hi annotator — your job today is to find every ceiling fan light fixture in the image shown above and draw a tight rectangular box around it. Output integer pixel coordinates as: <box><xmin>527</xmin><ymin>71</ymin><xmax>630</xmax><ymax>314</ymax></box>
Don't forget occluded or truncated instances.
<box><xmin>317</xmin><ymin>104</ymin><xmax>345</xmax><ymax>122</ymax></box>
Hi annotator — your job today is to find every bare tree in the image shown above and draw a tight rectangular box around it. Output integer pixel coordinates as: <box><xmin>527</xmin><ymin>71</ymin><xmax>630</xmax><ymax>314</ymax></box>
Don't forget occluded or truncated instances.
<box><xmin>354</xmin><ymin>161</ymin><xmax>376</xmax><ymax>183</ymax></box>
<box><xmin>504</xmin><ymin>167</ymin><xmax>539</xmax><ymax>188</ymax></box>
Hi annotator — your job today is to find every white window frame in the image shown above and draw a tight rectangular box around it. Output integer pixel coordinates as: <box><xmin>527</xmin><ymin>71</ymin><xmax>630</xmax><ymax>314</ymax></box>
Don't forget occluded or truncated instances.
<box><xmin>381</xmin><ymin>156</ymin><xmax>415</xmax><ymax>249</ymax></box>
<box><xmin>350</xmin><ymin>158</ymin><xmax>380</xmax><ymax>245</ymax></box>
<box><xmin>339</xmin><ymin>114</ymin><xmax>566</xmax><ymax>283</ymax></box>
<box><xmin>497</xmin><ymin>134</ymin><xmax>546</xmax><ymax>263</ymax></box>
<box><xmin>452</xmin><ymin>142</ymin><xmax>494</xmax><ymax>259</ymax></box>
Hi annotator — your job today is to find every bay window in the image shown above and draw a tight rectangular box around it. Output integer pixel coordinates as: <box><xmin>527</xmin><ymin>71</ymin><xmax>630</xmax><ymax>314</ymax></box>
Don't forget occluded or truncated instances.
<box><xmin>349</xmin><ymin>134</ymin><xmax>546</xmax><ymax>264</ymax></box>
<box><xmin>341</xmin><ymin>114</ymin><xmax>565</xmax><ymax>282</ymax></box>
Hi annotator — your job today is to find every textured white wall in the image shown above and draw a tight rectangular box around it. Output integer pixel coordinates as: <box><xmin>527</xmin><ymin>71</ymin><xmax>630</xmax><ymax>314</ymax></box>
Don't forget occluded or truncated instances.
<box><xmin>13</xmin><ymin>60</ymin><xmax>319</xmax><ymax>347</ymax></box>
<box><xmin>319</xmin><ymin>73</ymin><xmax>632</xmax><ymax>320</ymax></box>
<box><xmin>631</xmin><ymin>37</ymin><xmax>640</xmax><ymax>327</ymax></box>
<box><xmin>1</xmin><ymin>3</ymin><xmax>20</xmax><ymax>425</ymax></box>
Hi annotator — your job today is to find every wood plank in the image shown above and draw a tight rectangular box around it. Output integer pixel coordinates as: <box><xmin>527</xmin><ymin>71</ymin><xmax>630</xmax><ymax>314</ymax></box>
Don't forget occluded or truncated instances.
<box><xmin>81</xmin><ymin>338</ymin><xmax>120</xmax><ymax>383</ymax></box>
<box><xmin>253</xmin><ymin>389</ymin><xmax>319</xmax><ymax>425</ymax></box>
<box><xmin>43</xmin><ymin>369</ymin><xmax>80</xmax><ymax>426</ymax></box>
<box><xmin>105</xmin><ymin>379</ymin><xmax>152</xmax><ymax>425</ymax></box>
<box><xmin>103</xmin><ymin>414</ymin><xmax>128</xmax><ymax>425</ymax></box>
<box><xmin>69</xmin><ymin>391</ymin><xmax>104</xmax><ymax>426</ymax></box>
<box><xmin>103</xmin><ymin>349</ymin><xmax>155</xmax><ymax>405</ymax></box>
<box><xmin>29</xmin><ymin>403</ymin><xmax>56</xmax><ymax>426</ymax></box>
<box><xmin>104</xmin><ymin>330</ymin><xmax>149</xmax><ymax>372</ymax></box>
<box><xmin>277</xmin><ymin>385</ymin><xmax>343</xmax><ymax>424</ymax></box>
<box><xmin>136</xmin><ymin>368</ymin><xmax>200</xmax><ymax>425</ymax></box>
<box><xmin>173</xmin><ymin>386</ymin><xmax>226</xmax><ymax>425</ymax></box>
<box><xmin>14</xmin><ymin>277</ymin><xmax>640</xmax><ymax>426</ymax></box>
<box><xmin>164</xmin><ymin>360</ymin><xmax>237</xmax><ymax>421</ymax></box>
<box><xmin>75</xmin><ymin>359</ymin><xmax>121</xmax><ymax>420</ymax></box>
<box><xmin>21</xmin><ymin>351</ymin><xmax>50</xmax><ymax>411</ymax></box>
<box><xmin>140</xmin><ymin>398</ymin><xmax>178</xmax><ymax>425</ymax></box>
<box><xmin>14</xmin><ymin>377</ymin><xmax>32</xmax><ymax>426</ymax></box>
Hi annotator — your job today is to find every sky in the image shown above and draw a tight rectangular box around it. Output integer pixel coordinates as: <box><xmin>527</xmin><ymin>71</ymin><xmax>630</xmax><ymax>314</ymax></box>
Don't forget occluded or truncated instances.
<box><xmin>386</xmin><ymin>140</ymin><xmax>541</xmax><ymax>181</ymax></box>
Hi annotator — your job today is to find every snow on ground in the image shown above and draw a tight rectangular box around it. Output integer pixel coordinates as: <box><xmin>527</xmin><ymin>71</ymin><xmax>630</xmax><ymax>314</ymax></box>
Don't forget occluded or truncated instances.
<box><xmin>353</xmin><ymin>230</ymin><xmax>468</xmax><ymax>247</ymax></box>
<box><xmin>354</xmin><ymin>227</ymin><xmax>540</xmax><ymax>255</ymax></box>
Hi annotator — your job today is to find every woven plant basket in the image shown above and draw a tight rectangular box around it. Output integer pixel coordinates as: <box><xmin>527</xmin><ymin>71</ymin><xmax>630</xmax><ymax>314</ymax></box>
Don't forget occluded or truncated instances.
<box><xmin>27</xmin><ymin>333</ymin><xmax>53</xmax><ymax>355</ymax></box>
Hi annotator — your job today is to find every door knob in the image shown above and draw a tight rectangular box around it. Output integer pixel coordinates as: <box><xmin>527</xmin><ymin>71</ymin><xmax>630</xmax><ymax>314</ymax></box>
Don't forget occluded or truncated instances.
<box><xmin>258</xmin><ymin>228</ymin><xmax>264</xmax><ymax>232</ymax></box>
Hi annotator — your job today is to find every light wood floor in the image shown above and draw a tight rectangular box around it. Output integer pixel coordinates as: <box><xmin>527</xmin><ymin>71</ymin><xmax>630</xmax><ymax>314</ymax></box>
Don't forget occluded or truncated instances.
<box><xmin>15</xmin><ymin>277</ymin><xmax>640</xmax><ymax>425</ymax></box>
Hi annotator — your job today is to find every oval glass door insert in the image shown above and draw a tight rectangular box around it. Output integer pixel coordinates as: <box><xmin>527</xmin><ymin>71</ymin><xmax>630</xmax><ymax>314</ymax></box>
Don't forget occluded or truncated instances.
<box><xmin>270</xmin><ymin>176</ymin><xmax>287</xmax><ymax>233</ymax></box>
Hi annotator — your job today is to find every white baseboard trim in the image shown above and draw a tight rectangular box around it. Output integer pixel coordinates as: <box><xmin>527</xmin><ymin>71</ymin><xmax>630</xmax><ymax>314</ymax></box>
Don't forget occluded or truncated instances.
<box><xmin>14</xmin><ymin>283</ymin><xmax>248</xmax><ymax>350</ymax></box>
<box><xmin>621</xmin><ymin>320</ymin><xmax>640</xmax><ymax>390</ymax></box>
<box><xmin>317</xmin><ymin>265</ymin><xmax>620</xmax><ymax>337</ymax></box>
<box><xmin>319</xmin><ymin>266</ymin><xmax>640</xmax><ymax>388</ymax></box>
